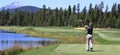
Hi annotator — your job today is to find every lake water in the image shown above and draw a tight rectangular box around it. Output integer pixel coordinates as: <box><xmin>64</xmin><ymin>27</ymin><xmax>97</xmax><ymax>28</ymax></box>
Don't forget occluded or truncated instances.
<box><xmin>0</xmin><ymin>30</ymin><xmax>56</xmax><ymax>51</ymax></box>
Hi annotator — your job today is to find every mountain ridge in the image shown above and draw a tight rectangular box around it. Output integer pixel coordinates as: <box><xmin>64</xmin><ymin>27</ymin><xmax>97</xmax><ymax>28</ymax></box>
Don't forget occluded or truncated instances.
<box><xmin>0</xmin><ymin>2</ymin><xmax>40</xmax><ymax>13</ymax></box>
<box><xmin>1</xmin><ymin>2</ymin><xmax>23</xmax><ymax>10</ymax></box>
<box><xmin>9</xmin><ymin>6</ymin><xmax>40</xmax><ymax>13</ymax></box>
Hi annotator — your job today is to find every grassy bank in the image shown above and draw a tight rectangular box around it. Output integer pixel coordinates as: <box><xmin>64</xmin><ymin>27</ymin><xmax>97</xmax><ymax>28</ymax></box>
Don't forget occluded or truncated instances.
<box><xmin>0</xmin><ymin>46</ymin><xmax>24</xmax><ymax>55</ymax></box>
<box><xmin>0</xmin><ymin>26</ymin><xmax>86</xmax><ymax>43</ymax></box>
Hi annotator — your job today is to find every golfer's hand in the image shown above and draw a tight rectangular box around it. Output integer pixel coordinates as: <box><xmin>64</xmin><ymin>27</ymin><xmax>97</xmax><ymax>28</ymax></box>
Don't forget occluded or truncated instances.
<box><xmin>84</xmin><ymin>25</ymin><xmax>88</xmax><ymax>31</ymax></box>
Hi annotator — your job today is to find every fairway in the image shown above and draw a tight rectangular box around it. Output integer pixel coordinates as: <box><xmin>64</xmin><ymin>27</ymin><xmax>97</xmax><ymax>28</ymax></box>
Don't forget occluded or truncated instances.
<box><xmin>95</xmin><ymin>29</ymin><xmax>120</xmax><ymax>41</ymax></box>
<box><xmin>18</xmin><ymin>44</ymin><xmax>120</xmax><ymax>55</ymax></box>
<box><xmin>55</xmin><ymin>44</ymin><xmax>120</xmax><ymax>55</ymax></box>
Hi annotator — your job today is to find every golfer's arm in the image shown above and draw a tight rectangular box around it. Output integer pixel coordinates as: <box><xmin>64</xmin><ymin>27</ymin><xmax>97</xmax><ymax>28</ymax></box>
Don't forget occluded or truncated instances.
<box><xmin>85</xmin><ymin>27</ymin><xmax>88</xmax><ymax>31</ymax></box>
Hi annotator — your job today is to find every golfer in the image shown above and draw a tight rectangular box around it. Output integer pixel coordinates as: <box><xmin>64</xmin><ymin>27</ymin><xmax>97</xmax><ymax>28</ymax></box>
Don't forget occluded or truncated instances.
<box><xmin>85</xmin><ymin>22</ymin><xmax>93</xmax><ymax>51</ymax></box>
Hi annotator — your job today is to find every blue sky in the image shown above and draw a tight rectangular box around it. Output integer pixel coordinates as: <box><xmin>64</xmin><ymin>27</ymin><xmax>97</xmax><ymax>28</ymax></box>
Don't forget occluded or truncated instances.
<box><xmin>0</xmin><ymin>0</ymin><xmax>120</xmax><ymax>10</ymax></box>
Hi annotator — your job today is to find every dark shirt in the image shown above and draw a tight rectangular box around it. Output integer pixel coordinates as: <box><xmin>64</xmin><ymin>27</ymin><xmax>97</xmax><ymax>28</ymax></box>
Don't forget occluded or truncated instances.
<box><xmin>87</xmin><ymin>26</ymin><xmax>93</xmax><ymax>35</ymax></box>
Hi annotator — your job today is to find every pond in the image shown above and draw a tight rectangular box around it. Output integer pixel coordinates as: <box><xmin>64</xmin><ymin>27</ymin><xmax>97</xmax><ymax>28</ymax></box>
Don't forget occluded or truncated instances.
<box><xmin>0</xmin><ymin>29</ymin><xmax>56</xmax><ymax>51</ymax></box>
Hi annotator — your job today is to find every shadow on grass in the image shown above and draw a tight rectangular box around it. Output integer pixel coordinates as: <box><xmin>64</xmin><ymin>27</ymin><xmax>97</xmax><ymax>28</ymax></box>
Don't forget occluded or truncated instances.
<box><xmin>90</xmin><ymin>50</ymin><xmax>104</xmax><ymax>52</ymax></box>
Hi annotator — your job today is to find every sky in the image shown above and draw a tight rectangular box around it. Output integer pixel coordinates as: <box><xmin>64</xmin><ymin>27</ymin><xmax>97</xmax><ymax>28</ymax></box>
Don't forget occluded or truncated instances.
<box><xmin>0</xmin><ymin>0</ymin><xmax>120</xmax><ymax>11</ymax></box>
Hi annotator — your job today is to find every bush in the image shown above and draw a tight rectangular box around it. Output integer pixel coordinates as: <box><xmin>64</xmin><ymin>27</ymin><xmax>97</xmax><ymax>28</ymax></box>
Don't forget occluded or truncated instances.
<box><xmin>25</xmin><ymin>27</ymin><xmax>36</xmax><ymax>31</ymax></box>
<box><xmin>1</xmin><ymin>46</ymin><xmax>24</xmax><ymax>55</ymax></box>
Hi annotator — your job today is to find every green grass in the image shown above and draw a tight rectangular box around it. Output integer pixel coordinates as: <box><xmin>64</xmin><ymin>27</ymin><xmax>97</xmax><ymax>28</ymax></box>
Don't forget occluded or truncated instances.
<box><xmin>17</xmin><ymin>44</ymin><xmax>120</xmax><ymax>55</ymax></box>
<box><xmin>1</xmin><ymin>26</ymin><xmax>120</xmax><ymax>55</ymax></box>
<box><xmin>101</xmin><ymin>31</ymin><xmax>120</xmax><ymax>38</ymax></box>
<box><xmin>17</xmin><ymin>45</ymin><xmax>62</xmax><ymax>55</ymax></box>
<box><xmin>94</xmin><ymin>29</ymin><xmax>120</xmax><ymax>41</ymax></box>
<box><xmin>93</xmin><ymin>33</ymin><xmax>120</xmax><ymax>45</ymax></box>
<box><xmin>0</xmin><ymin>26</ymin><xmax>120</xmax><ymax>44</ymax></box>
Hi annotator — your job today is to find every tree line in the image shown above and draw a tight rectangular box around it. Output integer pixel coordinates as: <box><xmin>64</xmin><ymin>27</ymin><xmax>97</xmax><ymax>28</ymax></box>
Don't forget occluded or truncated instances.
<box><xmin>0</xmin><ymin>1</ymin><xmax>120</xmax><ymax>28</ymax></box>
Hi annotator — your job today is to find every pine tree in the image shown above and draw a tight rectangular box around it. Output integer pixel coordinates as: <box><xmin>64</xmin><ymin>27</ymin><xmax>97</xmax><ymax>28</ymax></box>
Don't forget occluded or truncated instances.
<box><xmin>115</xmin><ymin>19</ymin><xmax>120</xmax><ymax>28</ymax></box>
<box><xmin>88</xmin><ymin>3</ymin><xmax>93</xmax><ymax>22</ymax></box>
<box><xmin>111</xmin><ymin>3</ymin><xmax>117</xmax><ymax>17</ymax></box>
<box><xmin>0</xmin><ymin>9</ymin><xmax>9</xmax><ymax>25</ymax></box>
<box><xmin>93</xmin><ymin>4</ymin><xmax>99</xmax><ymax>27</ymax></box>
<box><xmin>58</xmin><ymin>7</ymin><xmax>63</xmax><ymax>26</ymax></box>
<box><xmin>97</xmin><ymin>2</ymin><xmax>104</xmax><ymax>27</ymax></box>
<box><xmin>81</xmin><ymin>6</ymin><xmax>87</xmax><ymax>26</ymax></box>
<box><xmin>53</xmin><ymin>7</ymin><xmax>59</xmax><ymax>26</ymax></box>
<box><xmin>103</xmin><ymin>5</ymin><xmax>109</xmax><ymax>27</ymax></box>
<box><xmin>68</xmin><ymin>5</ymin><xmax>72</xmax><ymax>27</ymax></box>
<box><xmin>68</xmin><ymin>5</ymin><xmax>72</xmax><ymax>16</ymax></box>
<box><xmin>73</xmin><ymin>5</ymin><xmax>76</xmax><ymax>14</ymax></box>
<box><xmin>118</xmin><ymin>4</ymin><xmax>120</xmax><ymax>16</ymax></box>
<box><xmin>77</xmin><ymin>3</ymin><xmax>80</xmax><ymax>14</ymax></box>
<box><xmin>99</xmin><ymin>1</ymin><xmax>104</xmax><ymax>11</ymax></box>
<box><xmin>41</xmin><ymin>5</ymin><xmax>47</xmax><ymax>26</ymax></box>
<box><xmin>45</xmin><ymin>7</ymin><xmax>51</xmax><ymax>26</ymax></box>
<box><xmin>62</xmin><ymin>9</ymin><xmax>68</xmax><ymax>26</ymax></box>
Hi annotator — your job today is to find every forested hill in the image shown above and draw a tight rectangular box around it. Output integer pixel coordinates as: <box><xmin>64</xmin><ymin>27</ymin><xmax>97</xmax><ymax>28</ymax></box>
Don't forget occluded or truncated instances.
<box><xmin>8</xmin><ymin>6</ymin><xmax>40</xmax><ymax>13</ymax></box>
<box><xmin>0</xmin><ymin>1</ymin><xmax>120</xmax><ymax>28</ymax></box>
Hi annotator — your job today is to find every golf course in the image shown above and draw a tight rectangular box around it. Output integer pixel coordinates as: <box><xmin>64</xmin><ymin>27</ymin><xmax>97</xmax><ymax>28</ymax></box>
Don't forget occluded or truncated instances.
<box><xmin>0</xmin><ymin>26</ymin><xmax>120</xmax><ymax>55</ymax></box>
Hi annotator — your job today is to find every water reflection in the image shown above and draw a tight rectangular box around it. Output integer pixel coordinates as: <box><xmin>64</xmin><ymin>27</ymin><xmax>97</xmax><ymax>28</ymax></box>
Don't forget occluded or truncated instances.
<box><xmin>0</xmin><ymin>30</ymin><xmax>57</xmax><ymax>51</ymax></box>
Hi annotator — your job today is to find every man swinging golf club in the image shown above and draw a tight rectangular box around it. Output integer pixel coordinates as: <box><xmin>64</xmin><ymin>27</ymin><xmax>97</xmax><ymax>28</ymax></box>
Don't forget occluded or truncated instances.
<box><xmin>85</xmin><ymin>21</ymin><xmax>93</xmax><ymax>51</ymax></box>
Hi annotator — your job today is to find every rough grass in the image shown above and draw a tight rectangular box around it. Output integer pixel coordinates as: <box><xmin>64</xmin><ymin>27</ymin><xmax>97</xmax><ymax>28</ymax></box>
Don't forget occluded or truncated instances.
<box><xmin>17</xmin><ymin>45</ymin><xmax>59</xmax><ymax>55</ymax></box>
<box><xmin>0</xmin><ymin>45</ymin><xmax>25</xmax><ymax>55</ymax></box>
